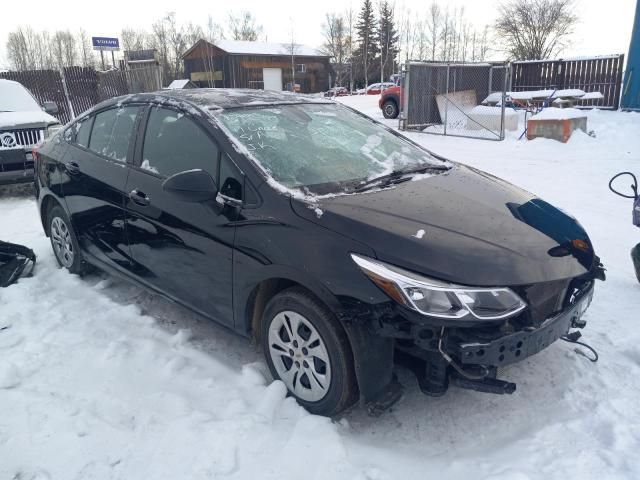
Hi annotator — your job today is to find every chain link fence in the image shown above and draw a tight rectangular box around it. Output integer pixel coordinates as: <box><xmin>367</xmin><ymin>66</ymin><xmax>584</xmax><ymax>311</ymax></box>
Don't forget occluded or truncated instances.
<box><xmin>400</xmin><ymin>61</ymin><xmax>510</xmax><ymax>141</ymax></box>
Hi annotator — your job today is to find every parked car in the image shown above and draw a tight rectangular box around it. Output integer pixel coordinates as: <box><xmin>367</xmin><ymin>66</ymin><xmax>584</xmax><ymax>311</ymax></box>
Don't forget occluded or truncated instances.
<box><xmin>379</xmin><ymin>83</ymin><xmax>402</xmax><ymax>119</ymax></box>
<box><xmin>362</xmin><ymin>82</ymin><xmax>395</xmax><ymax>95</ymax></box>
<box><xmin>0</xmin><ymin>79</ymin><xmax>61</xmax><ymax>185</ymax></box>
<box><xmin>324</xmin><ymin>87</ymin><xmax>349</xmax><ymax>97</ymax></box>
<box><xmin>35</xmin><ymin>89</ymin><xmax>604</xmax><ymax>416</ymax></box>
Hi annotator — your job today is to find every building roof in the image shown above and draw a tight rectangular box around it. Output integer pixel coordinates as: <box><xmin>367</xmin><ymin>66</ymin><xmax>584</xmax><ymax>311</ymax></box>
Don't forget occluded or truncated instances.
<box><xmin>181</xmin><ymin>38</ymin><xmax>328</xmax><ymax>59</ymax></box>
<box><xmin>215</xmin><ymin>39</ymin><xmax>325</xmax><ymax>57</ymax></box>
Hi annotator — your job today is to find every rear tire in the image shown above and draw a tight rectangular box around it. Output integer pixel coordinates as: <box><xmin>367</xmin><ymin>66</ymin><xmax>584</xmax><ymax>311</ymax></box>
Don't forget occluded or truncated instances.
<box><xmin>261</xmin><ymin>287</ymin><xmax>358</xmax><ymax>416</ymax></box>
<box><xmin>382</xmin><ymin>99</ymin><xmax>399</xmax><ymax>119</ymax></box>
<box><xmin>48</xmin><ymin>205</ymin><xmax>88</xmax><ymax>275</ymax></box>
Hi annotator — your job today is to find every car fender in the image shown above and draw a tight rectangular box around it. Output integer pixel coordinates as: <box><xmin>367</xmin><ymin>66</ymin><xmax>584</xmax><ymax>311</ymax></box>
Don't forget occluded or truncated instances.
<box><xmin>233</xmin><ymin>245</ymin><xmax>396</xmax><ymax>405</ymax></box>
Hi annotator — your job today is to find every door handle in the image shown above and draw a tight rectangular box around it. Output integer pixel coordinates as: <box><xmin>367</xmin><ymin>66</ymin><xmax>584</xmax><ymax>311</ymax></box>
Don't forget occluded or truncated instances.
<box><xmin>65</xmin><ymin>161</ymin><xmax>80</xmax><ymax>174</ymax></box>
<box><xmin>129</xmin><ymin>189</ymin><xmax>150</xmax><ymax>207</ymax></box>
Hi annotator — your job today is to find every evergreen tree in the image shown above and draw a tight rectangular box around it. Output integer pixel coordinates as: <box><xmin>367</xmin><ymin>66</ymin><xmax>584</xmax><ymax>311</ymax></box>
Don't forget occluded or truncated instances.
<box><xmin>355</xmin><ymin>0</ymin><xmax>378</xmax><ymax>87</ymax></box>
<box><xmin>378</xmin><ymin>0</ymin><xmax>398</xmax><ymax>82</ymax></box>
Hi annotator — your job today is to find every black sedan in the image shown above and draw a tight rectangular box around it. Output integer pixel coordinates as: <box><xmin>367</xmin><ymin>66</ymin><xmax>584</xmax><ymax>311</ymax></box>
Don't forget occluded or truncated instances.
<box><xmin>34</xmin><ymin>89</ymin><xmax>604</xmax><ymax>416</ymax></box>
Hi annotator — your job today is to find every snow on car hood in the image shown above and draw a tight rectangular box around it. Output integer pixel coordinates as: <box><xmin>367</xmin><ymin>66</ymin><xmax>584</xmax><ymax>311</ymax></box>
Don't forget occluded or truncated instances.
<box><xmin>0</xmin><ymin>110</ymin><xmax>59</xmax><ymax>129</ymax></box>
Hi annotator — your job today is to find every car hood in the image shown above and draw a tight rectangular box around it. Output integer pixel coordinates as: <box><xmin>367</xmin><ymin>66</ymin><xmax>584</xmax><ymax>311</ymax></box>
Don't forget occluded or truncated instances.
<box><xmin>291</xmin><ymin>164</ymin><xmax>595</xmax><ymax>286</ymax></box>
<box><xmin>0</xmin><ymin>110</ymin><xmax>59</xmax><ymax>129</ymax></box>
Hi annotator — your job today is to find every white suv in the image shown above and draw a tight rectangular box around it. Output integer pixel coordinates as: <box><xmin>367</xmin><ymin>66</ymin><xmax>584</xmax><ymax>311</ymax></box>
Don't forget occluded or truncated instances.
<box><xmin>0</xmin><ymin>79</ymin><xmax>62</xmax><ymax>185</ymax></box>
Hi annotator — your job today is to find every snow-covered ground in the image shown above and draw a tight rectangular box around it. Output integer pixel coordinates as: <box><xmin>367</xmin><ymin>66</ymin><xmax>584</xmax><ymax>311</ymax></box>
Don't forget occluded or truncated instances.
<box><xmin>2</xmin><ymin>95</ymin><xmax>640</xmax><ymax>480</ymax></box>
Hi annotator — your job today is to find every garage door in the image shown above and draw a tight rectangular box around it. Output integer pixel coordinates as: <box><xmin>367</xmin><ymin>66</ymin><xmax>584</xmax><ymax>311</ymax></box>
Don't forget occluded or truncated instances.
<box><xmin>263</xmin><ymin>68</ymin><xmax>283</xmax><ymax>91</ymax></box>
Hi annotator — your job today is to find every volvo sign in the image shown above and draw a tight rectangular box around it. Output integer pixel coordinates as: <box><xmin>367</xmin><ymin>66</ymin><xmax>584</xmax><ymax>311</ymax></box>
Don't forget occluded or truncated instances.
<box><xmin>91</xmin><ymin>37</ymin><xmax>120</xmax><ymax>51</ymax></box>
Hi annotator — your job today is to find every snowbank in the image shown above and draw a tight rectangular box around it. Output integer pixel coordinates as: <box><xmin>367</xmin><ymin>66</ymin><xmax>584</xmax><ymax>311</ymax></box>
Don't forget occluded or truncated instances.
<box><xmin>1</xmin><ymin>95</ymin><xmax>640</xmax><ymax>480</ymax></box>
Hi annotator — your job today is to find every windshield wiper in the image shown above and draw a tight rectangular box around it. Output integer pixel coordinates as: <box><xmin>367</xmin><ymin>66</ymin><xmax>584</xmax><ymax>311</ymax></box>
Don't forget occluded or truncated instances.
<box><xmin>352</xmin><ymin>164</ymin><xmax>450</xmax><ymax>193</ymax></box>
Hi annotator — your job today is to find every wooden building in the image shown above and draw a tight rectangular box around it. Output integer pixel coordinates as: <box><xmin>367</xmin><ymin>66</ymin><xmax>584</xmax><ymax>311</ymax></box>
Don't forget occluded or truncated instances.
<box><xmin>182</xmin><ymin>39</ymin><xmax>331</xmax><ymax>93</ymax></box>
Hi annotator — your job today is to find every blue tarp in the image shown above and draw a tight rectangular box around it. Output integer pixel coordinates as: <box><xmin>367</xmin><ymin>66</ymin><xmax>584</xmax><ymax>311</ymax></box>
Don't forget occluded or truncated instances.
<box><xmin>622</xmin><ymin>0</ymin><xmax>640</xmax><ymax>110</ymax></box>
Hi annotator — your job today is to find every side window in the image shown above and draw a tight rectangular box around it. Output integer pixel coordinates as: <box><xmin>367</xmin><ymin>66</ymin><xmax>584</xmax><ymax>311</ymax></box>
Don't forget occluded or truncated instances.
<box><xmin>141</xmin><ymin>106</ymin><xmax>219</xmax><ymax>178</ymax></box>
<box><xmin>75</xmin><ymin>118</ymin><xmax>92</xmax><ymax>148</ymax></box>
<box><xmin>219</xmin><ymin>154</ymin><xmax>244</xmax><ymax>200</ymax></box>
<box><xmin>89</xmin><ymin>106</ymin><xmax>139</xmax><ymax>162</ymax></box>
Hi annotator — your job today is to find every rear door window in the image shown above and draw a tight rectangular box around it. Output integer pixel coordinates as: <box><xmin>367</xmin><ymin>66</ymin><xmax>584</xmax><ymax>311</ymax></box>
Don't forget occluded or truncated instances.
<box><xmin>89</xmin><ymin>106</ymin><xmax>140</xmax><ymax>162</ymax></box>
<box><xmin>140</xmin><ymin>106</ymin><xmax>219</xmax><ymax>178</ymax></box>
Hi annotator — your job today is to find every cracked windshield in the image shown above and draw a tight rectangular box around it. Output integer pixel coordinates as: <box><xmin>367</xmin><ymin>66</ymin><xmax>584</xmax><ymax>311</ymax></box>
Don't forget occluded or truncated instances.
<box><xmin>216</xmin><ymin>103</ymin><xmax>440</xmax><ymax>191</ymax></box>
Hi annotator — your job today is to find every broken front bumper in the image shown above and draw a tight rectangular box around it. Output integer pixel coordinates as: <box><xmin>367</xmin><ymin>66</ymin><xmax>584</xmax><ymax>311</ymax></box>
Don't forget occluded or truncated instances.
<box><xmin>456</xmin><ymin>285</ymin><xmax>594</xmax><ymax>368</ymax></box>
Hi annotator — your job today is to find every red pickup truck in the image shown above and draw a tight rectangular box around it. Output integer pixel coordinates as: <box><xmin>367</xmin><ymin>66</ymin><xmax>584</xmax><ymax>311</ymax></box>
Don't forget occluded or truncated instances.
<box><xmin>378</xmin><ymin>84</ymin><xmax>403</xmax><ymax>119</ymax></box>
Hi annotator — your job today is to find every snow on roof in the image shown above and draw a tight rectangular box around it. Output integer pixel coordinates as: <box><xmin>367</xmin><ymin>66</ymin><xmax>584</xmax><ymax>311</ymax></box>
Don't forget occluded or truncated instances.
<box><xmin>531</xmin><ymin>107</ymin><xmax>587</xmax><ymax>120</ymax></box>
<box><xmin>167</xmin><ymin>79</ymin><xmax>193</xmax><ymax>89</ymax></box>
<box><xmin>581</xmin><ymin>91</ymin><xmax>604</xmax><ymax>100</ymax></box>
<box><xmin>214</xmin><ymin>39</ymin><xmax>326</xmax><ymax>57</ymax></box>
<box><xmin>510</xmin><ymin>90</ymin><xmax>556</xmax><ymax>100</ymax></box>
<box><xmin>552</xmin><ymin>89</ymin><xmax>585</xmax><ymax>98</ymax></box>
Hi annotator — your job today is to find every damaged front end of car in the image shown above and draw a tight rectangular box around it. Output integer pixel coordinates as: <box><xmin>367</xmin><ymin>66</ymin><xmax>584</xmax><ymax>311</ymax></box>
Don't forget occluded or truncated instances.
<box><xmin>349</xmin><ymin>253</ymin><xmax>606</xmax><ymax>401</ymax></box>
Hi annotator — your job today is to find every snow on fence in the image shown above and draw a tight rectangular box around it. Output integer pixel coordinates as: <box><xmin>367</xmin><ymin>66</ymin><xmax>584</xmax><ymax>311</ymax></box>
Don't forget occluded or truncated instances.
<box><xmin>0</xmin><ymin>66</ymin><xmax>163</xmax><ymax>124</ymax></box>
<box><xmin>510</xmin><ymin>55</ymin><xmax>625</xmax><ymax>110</ymax></box>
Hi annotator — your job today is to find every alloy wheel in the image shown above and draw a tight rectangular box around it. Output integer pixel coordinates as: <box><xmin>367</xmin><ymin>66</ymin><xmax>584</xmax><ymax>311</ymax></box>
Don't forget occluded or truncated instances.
<box><xmin>268</xmin><ymin>310</ymin><xmax>332</xmax><ymax>402</ymax></box>
<box><xmin>50</xmin><ymin>216</ymin><xmax>74</xmax><ymax>268</ymax></box>
<box><xmin>384</xmin><ymin>102</ymin><xmax>397</xmax><ymax>118</ymax></box>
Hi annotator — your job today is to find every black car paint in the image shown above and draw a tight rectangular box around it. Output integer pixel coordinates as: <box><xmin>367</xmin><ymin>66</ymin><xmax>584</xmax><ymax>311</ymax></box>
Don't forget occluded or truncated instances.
<box><xmin>35</xmin><ymin>89</ymin><xmax>600</xmax><ymax>404</ymax></box>
<box><xmin>291</xmin><ymin>165</ymin><xmax>594</xmax><ymax>287</ymax></box>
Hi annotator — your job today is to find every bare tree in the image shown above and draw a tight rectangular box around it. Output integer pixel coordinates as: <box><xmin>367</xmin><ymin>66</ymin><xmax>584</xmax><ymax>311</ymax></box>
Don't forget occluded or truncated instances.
<box><xmin>285</xmin><ymin>19</ymin><xmax>300</xmax><ymax>91</ymax></box>
<box><xmin>206</xmin><ymin>16</ymin><xmax>225</xmax><ymax>42</ymax></box>
<box><xmin>345</xmin><ymin>7</ymin><xmax>355</xmax><ymax>91</ymax></box>
<box><xmin>427</xmin><ymin>2</ymin><xmax>441</xmax><ymax>60</ymax></box>
<box><xmin>78</xmin><ymin>29</ymin><xmax>95</xmax><ymax>67</ymax></box>
<box><xmin>228</xmin><ymin>11</ymin><xmax>263</xmax><ymax>41</ymax></box>
<box><xmin>6</xmin><ymin>28</ymin><xmax>31</xmax><ymax>70</ymax></box>
<box><xmin>121</xmin><ymin>28</ymin><xmax>148</xmax><ymax>53</ymax></box>
<box><xmin>495</xmin><ymin>0</ymin><xmax>577</xmax><ymax>60</ymax></box>
<box><xmin>321</xmin><ymin>13</ymin><xmax>348</xmax><ymax>86</ymax></box>
<box><xmin>165</xmin><ymin>13</ymin><xmax>187</xmax><ymax>79</ymax></box>
<box><xmin>151</xmin><ymin>14</ymin><xmax>171</xmax><ymax>79</ymax></box>
<box><xmin>6</xmin><ymin>26</ymin><xmax>47</xmax><ymax>70</ymax></box>
<box><xmin>183</xmin><ymin>22</ymin><xmax>204</xmax><ymax>50</ymax></box>
<box><xmin>51</xmin><ymin>30</ymin><xmax>78</xmax><ymax>68</ymax></box>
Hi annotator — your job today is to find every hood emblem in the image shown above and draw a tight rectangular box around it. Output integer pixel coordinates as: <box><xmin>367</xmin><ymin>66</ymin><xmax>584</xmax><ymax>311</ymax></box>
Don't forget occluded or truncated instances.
<box><xmin>0</xmin><ymin>132</ymin><xmax>18</xmax><ymax>149</ymax></box>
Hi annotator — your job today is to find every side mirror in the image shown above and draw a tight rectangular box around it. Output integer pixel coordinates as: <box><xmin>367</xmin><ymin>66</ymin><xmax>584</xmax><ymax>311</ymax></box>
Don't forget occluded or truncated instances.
<box><xmin>43</xmin><ymin>101</ymin><xmax>58</xmax><ymax>114</ymax></box>
<box><xmin>609</xmin><ymin>172</ymin><xmax>638</xmax><ymax>199</ymax></box>
<box><xmin>162</xmin><ymin>169</ymin><xmax>218</xmax><ymax>202</ymax></box>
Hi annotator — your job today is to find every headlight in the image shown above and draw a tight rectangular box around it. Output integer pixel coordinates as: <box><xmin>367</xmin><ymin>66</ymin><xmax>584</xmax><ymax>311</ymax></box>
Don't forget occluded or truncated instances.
<box><xmin>44</xmin><ymin>125</ymin><xmax>63</xmax><ymax>140</ymax></box>
<box><xmin>351</xmin><ymin>254</ymin><xmax>526</xmax><ymax>320</ymax></box>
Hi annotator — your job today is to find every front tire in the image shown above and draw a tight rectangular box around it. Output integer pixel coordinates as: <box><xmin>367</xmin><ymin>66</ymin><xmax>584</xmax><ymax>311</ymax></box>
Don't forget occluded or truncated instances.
<box><xmin>261</xmin><ymin>287</ymin><xmax>358</xmax><ymax>416</ymax></box>
<box><xmin>48</xmin><ymin>205</ymin><xmax>87</xmax><ymax>275</ymax></box>
<box><xmin>382</xmin><ymin>99</ymin><xmax>399</xmax><ymax>119</ymax></box>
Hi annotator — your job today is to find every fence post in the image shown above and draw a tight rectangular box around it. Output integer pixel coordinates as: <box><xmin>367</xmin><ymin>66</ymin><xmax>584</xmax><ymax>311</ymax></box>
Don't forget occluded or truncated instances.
<box><xmin>500</xmin><ymin>64</ymin><xmax>508</xmax><ymax>141</ymax></box>
<box><xmin>400</xmin><ymin>61</ymin><xmax>410</xmax><ymax>131</ymax></box>
<box><xmin>59</xmin><ymin>68</ymin><xmax>75</xmax><ymax>120</ymax></box>
<box><xmin>443</xmin><ymin>63</ymin><xmax>450</xmax><ymax>136</ymax></box>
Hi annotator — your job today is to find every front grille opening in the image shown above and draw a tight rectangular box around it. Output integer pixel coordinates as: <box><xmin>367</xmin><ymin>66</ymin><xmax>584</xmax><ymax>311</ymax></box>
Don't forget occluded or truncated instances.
<box><xmin>0</xmin><ymin>129</ymin><xmax>44</xmax><ymax>149</ymax></box>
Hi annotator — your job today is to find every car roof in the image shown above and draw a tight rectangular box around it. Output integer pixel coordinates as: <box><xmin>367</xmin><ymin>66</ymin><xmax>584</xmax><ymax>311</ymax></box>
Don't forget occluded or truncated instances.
<box><xmin>98</xmin><ymin>88</ymin><xmax>334</xmax><ymax>113</ymax></box>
